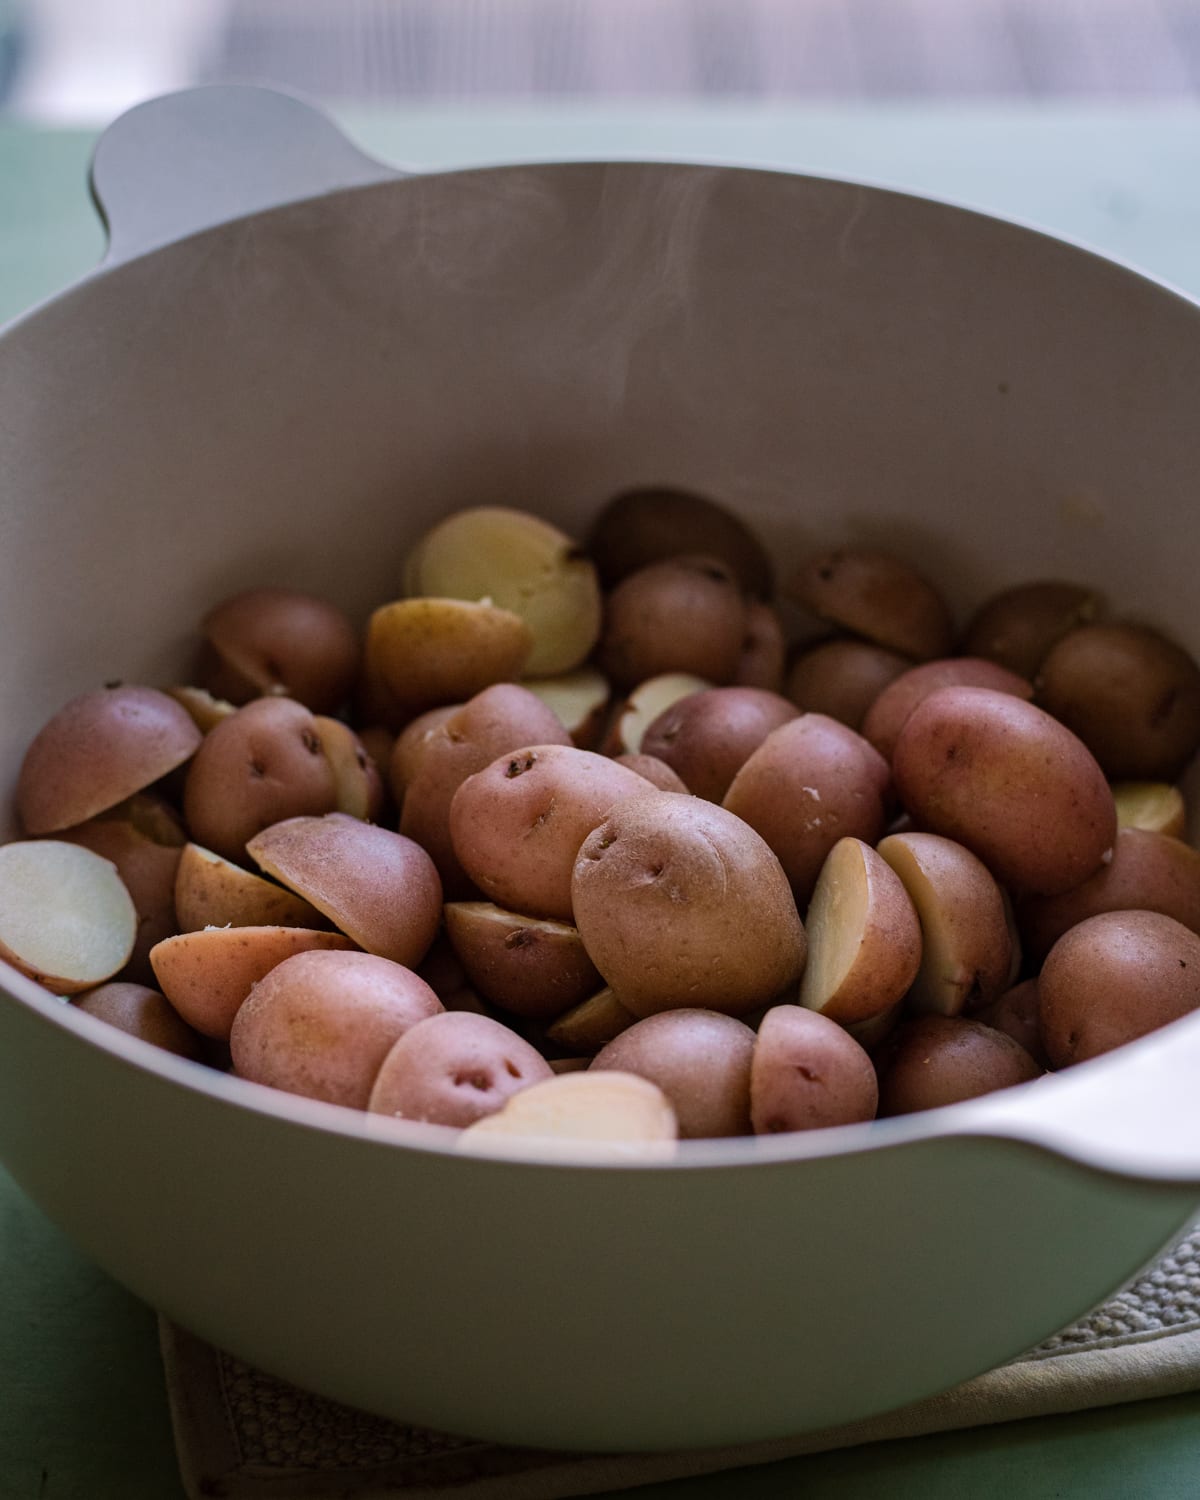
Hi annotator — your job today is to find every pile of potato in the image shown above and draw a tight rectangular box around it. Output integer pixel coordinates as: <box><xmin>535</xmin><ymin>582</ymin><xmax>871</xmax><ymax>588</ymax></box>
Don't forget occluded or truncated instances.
<box><xmin>7</xmin><ymin>488</ymin><xmax>1200</xmax><ymax>1155</ymax></box>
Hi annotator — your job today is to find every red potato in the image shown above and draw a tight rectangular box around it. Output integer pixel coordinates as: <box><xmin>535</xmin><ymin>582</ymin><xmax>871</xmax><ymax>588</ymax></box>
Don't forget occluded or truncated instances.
<box><xmin>860</xmin><ymin>657</ymin><xmax>1033</xmax><ymax>763</ymax></box>
<box><xmin>891</xmin><ymin>686</ymin><xmax>1117</xmax><ymax>896</ymax></box>
<box><xmin>544</xmin><ymin>986</ymin><xmax>638</xmax><ymax>1054</ymax></box>
<box><xmin>960</xmin><ymin>579</ymin><xmax>1099</xmax><ymax>679</ymax></box>
<box><xmin>58</xmin><ymin>792</ymin><xmax>186</xmax><ymax>987</ymax></box>
<box><xmin>367</xmin><ymin>1010</ymin><xmax>553</xmax><ymax>1127</ymax></box>
<box><xmin>591</xmin><ymin>1010</ymin><xmax>756</xmax><ymax>1138</ymax></box>
<box><xmin>639</xmin><ymin>687</ymin><xmax>799</xmax><ymax>803</ymax></box>
<box><xmin>450</xmin><ymin>744</ymin><xmax>652</xmax><ymax>922</ymax></box>
<box><xmin>749</xmin><ymin>1005</ymin><xmax>878</xmax><ymax>1134</ymax></box>
<box><xmin>442</xmin><ymin>901</ymin><xmax>602</xmax><ymax>1021</ymax></box>
<box><xmin>790</xmin><ymin>548</ymin><xmax>953</xmax><ymax>662</ymax></box>
<box><xmin>365</xmin><ymin>597</ymin><xmax>534</xmax><ymax>719</ymax></box>
<box><xmin>1038</xmin><ymin>910</ymin><xmax>1200</xmax><ymax>1068</ymax></box>
<box><xmin>246</xmin><ymin>814</ymin><xmax>442</xmax><ymax>969</ymax></box>
<box><xmin>598</xmin><ymin>555</ymin><xmax>749</xmax><ymax>689</ymax></box>
<box><xmin>388</xmin><ymin>705</ymin><xmax>457</xmax><ymax>806</ymax></box>
<box><xmin>571</xmin><ymin>790</ymin><xmax>807</xmax><ymax>1017</ymax></box>
<box><xmin>601</xmin><ymin>673</ymin><xmax>711</xmax><ymax>758</ymax></box>
<box><xmin>521</xmin><ymin>667</ymin><xmax>611</xmax><ymax>749</ymax></box>
<box><xmin>732</xmin><ymin>601</ymin><xmax>788</xmax><ymax>692</ymax></box>
<box><xmin>398</xmin><ymin>684</ymin><xmax>572</xmax><ymax>898</ymax></box>
<box><xmin>455</xmin><ymin>1070</ymin><xmax>678</xmax><ymax>1159</ymax></box>
<box><xmin>785</xmin><ymin>638</ymin><xmax>912</xmax><ymax>731</ymax></box>
<box><xmin>973</xmin><ymin>979</ymin><xmax>1048</xmax><ymax>1069</ymax></box>
<box><xmin>722</xmin><ymin>714</ymin><xmax>890</xmax><ymax>906</ymax></box>
<box><xmin>17</xmin><ymin>684</ymin><xmax>202</xmax><ymax>835</ymax></box>
<box><xmin>200</xmin><ymin>586</ymin><xmax>360</xmax><ymax>715</ymax></box>
<box><xmin>72</xmin><ymin>981</ymin><xmax>205</xmax><ymax>1061</ymax></box>
<box><xmin>313</xmin><ymin>716</ymin><xmax>384</xmax><ymax>822</ymax></box>
<box><xmin>230</xmin><ymin>949</ymin><xmax>443</xmax><ymax>1109</ymax></box>
<box><xmin>174</xmin><ymin>841</ymin><xmax>326</xmax><ymax>932</ymax></box>
<box><xmin>148</xmin><ymin>925</ymin><xmax>356</xmax><ymax>1040</ymax></box>
<box><xmin>182</xmin><ymin>697</ymin><xmax>341</xmax><ymax>864</ymax></box>
<box><xmin>877</xmin><ymin>1015</ymin><xmax>1041</xmax><ymax>1116</ymax></box>
<box><xmin>612</xmin><ymin>754</ymin><xmax>690</xmax><ymax>793</ymax></box>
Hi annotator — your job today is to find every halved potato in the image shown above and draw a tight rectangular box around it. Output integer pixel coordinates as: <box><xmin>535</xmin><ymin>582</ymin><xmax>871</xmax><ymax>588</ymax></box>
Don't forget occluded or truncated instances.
<box><xmin>174</xmin><ymin>842</ymin><xmax>325</xmax><ymax>932</ymax></box>
<box><xmin>456</xmin><ymin>1070</ymin><xmax>678</xmax><ymax>1160</ymax></box>
<box><xmin>442</xmin><ymin>901</ymin><xmax>601</xmax><ymax>1020</ymax></box>
<box><xmin>366</xmin><ymin>597</ymin><xmax>533</xmax><ymax>717</ymax></box>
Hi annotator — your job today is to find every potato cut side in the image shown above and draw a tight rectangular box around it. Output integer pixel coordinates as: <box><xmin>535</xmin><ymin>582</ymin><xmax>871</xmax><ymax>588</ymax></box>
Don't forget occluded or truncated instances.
<box><xmin>456</xmin><ymin>1070</ymin><xmax>677</xmax><ymax>1161</ymax></box>
<box><xmin>313</xmin><ymin>716</ymin><xmax>381</xmax><ymax>821</ymax></box>
<box><xmin>521</xmin><ymin>667</ymin><xmax>611</xmax><ymax>748</ymax></box>
<box><xmin>165</xmin><ymin>685</ymin><xmax>237</xmax><ymax>733</ymax></box>
<box><xmin>0</xmin><ymin>840</ymin><xmax>137</xmax><ymax>994</ymax></box>
<box><xmin>799</xmin><ymin>838</ymin><xmax>921</xmax><ymax>1024</ymax></box>
<box><xmin>1112</xmin><ymin>781</ymin><xmax>1187</xmax><ymax>840</ymax></box>
<box><xmin>604</xmin><ymin>672</ymin><xmax>711</xmax><ymax>756</ymax></box>
<box><xmin>174</xmin><ymin>842</ymin><xmax>326</xmax><ymax>932</ymax></box>
<box><xmin>545</xmin><ymin>986</ymin><xmax>638</xmax><ymax>1053</ymax></box>
<box><xmin>149</xmin><ymin>925</ymin><xmax>356</xmax><ymax>1040</ymax></box>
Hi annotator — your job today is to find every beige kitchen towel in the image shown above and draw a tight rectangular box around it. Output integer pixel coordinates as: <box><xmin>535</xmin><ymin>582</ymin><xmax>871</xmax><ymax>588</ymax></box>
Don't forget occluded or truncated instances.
<box><xmin>162</xmin><ymin>1221</ymin><xmax>1200</xmax><ymax>1500</ymax></box>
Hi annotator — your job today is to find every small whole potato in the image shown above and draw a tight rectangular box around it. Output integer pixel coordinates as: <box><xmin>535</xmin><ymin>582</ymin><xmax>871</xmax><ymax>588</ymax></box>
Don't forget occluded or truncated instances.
<box><xmin>72</xmin><ymin>981</ymin><xmax>205</xmax><ymax>1061</ymax></box>
<box><xmin>199</xmin><ymin>586</ymin><xmax>360</xmax><ymax>714</ymax></box>
<box><xmin>450</xmin><ymin>744</ymin><xmax>652</xmax><ymax>921</ymax></box>
<box><xmin>571</xmin><ymin>790</ymin><xmax>807</xmax><ymax>1017</ymax></box>
<box><xmin>749</xmin><ymin>1005</ymin><xmax>878</xmax><ymax>1134</ymax></box>
<box><xmin>892</xmin><ymin>686</ymin><xmax>1116</xmax><ymax>896</ymax></box>
<box><xmin>591</xmin><ymin>1010</ymin><xmax>756</xmax><ymax>1138</ymax></box>
<box><xmin>230</xmin><ymin>949</ymin><xmax>444</xmax><ymax>1108</ymax></box>
<box><xmin>598</xmin><ymin>555</ymin><xmax>749</xmax><ymax>689</ymax></box>
<box><xmin>785</xmin><ymin>638</ymin><xmax>912</xmax><ymax>731</ymax></box>
<box><xmin>972</xmin><ymin>979</ymin><xmax>1048</xmax><ymax>1068</ymax></box>
<box><xmin>587</xmin><ymin>486</ymin><xmax>773</xmax><ymax>598</ymax></box>
<box><xmin>1035</xmin><ymin>621</ymin><xmax>1200</xmax><ymax>782</ymax></box>
<box><xmin>17</xmin><ymin>684</ymin><xmax>202</xmax><ymax>835</ymax></box>
<box><xmin>1038</xmin><ymin>909</ymin><xmax>1200</xmax><ymax>1069</ymax></box>
<box><xmin>732</xmin><ymin>601</ymin><xmax>788</xmax><ymax>692</ymax></box>
<box><xmin>960</xmin><ymin>579</ymin><xmax>1099</xmax><ymax>679</ymax></box>
<box><xmin>367</xmin><ymin>1010</ymin><xmax>553</xmax><ymax>1127</ymax></box>
<box><xmin>860</xmin><ymin>657</ymin><xmax>1033</xmax><ymax>764</ymax></box>
<box><xmin>790</xmin><ymin>547</ymin><xmax>953</xmax><ymax>662</ymax></box>
<box><xmin>723</xmin><ymin>714</ymin><xmax>890</xmax><ymax>906</ymax></box>
<box><xmin>876</xmin><ymin>1014</ymin><xmax>1041</xmax><ymax>1116</ymax></box>
<box><xmin>639</xmin><ymin>687</ymin><xmax>799</xmax><ymax>802</ymax></box>
<box><xmin>182</xmin><ymin>696</ymin><xmax>341</xmax><ymax>863</ymax></box>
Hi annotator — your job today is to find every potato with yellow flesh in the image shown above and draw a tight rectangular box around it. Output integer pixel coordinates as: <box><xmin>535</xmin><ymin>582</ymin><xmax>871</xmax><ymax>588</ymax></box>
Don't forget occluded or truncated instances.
<box><xmin>200</xmin><ymin>586</ymin><xmax>360</xmax><ymax>715</ymax></box>
<box><xmin>723</xmin><ymin>714</ymin><xmax>890</xmax><ymax>907</ymax></box>
<box><xmin>640</xmin><ymin>687</ymin><xmax>798</xmax><ymax>803</ymax></box>
<box><xmin>790</xmin><ymin>548</ymin><xmax>953</xmax><ymax>662</ymax></box>
<box><xmin>599</xmin><ymin>556</ymin><xmax>749</xmax><ymax>690</ymax></box>
<box><xmin>247</xmin><ymin>814</ymin><xmax>442</xmax><ymax>969</ymax></box>
<box><xmin>1113</xmin><ymin>782</ymin><xmax>1187</xmax><ymax>839</ymax></box>
<box><xmin>798</xmin><ymin>837</ymin><xmax>921</xmax><ymax>1024</ymax></box>
<box><xmin>572</xmin><ymin>790</ymin><xmax>806</xmax><ymax>1017</ymax></box>
<box><xmin>587</xmin><ymin>486</ymin><xmax>774</xmax><ymax>598</ymax></box>
<box><xmin>231</xmin><ymin>949</ymin><xmax>443</xmax><ymax>1108</ymax></box>
<box><xmin>749</xmin><ymin>1005</ymin><xmax>878</xmax><ymax>1134</ymax></box>
<box><xmin>165</xmin><ymin>685</ymin><xmax>236</xmax><ymax>733</ymax></box>
<box><xmin>367</xmin><ymin>1011</ymin><xmax>552</xmax><ymax>1126</ymax></box>
<box><xmin>456</xmin><ymin>1070</ymin><xmax>677</xmax><ymax>1161</ymax></box>
<box><xmin>1036</xmin><ymin>622</ymin><xmax>1200</xmax><ymax>782</ymax></box>
<box><xmin>0</xmin><ymin>840</ymin><xmax>136</xmax><ymax>995</ymax></box>
<box><xmin>405</xmin><ymin>507</ymin><xmax>601</xmax><ymax>676</ymax></box>
<box><xmin>732</xmin><ymin>601</ymin><xmax>788</xmax><ymax>693</ymax></box>
<box><xmin>1039</xmin><ymin>910</ymin><xmax>1200</xmax><ymax>1068</ymax></box>
<box><xmin>174</xmin><ymin>842</ymin><xmax>325</xmax><ymax>932</ymax></box>
<box><xmin>149</xmin><ymin>925</ymin><xmax>355</xmax><ymax>1040</ymax></box>
<box><xmin>366</xmin><ymin>597</ymin><xmax>534</xmax><ymax>718</ymax></box>
<box><xmin>313</xmin><ymin>716</ymin><xmax>383</xmax><ymax>821</ymax></box>
<box><xmin>182</xmin><ymin>697</ymin><xmax>341</xmax><ymax>864</ymax></box>
<box><xmin>545</xmin><ymin>986</ymin><xmax>638</xmax><ymax>1054</ymax></box>
<box><xmin>785</xmin><ymin>638</ymin><xmax>912</xmax><ymax>731</ymax></box>
<box><xmin>602</xmin><ymin>672</ymin><xmax>711</xmax><ymax>757</ymax></box>
<box><xmin>960</xmin><ymin>579</ymin><xmax>1098</xmax><ymax>679</ymax></box>
<box><xmin>1018</xmin><ymin>827</ymin><xmax>1200</xmax><ymax>962</ymax></box>
<box><xmin>17</xmin><ymin>684</ymin><xmax>202</xmax><ymax>835</ymax></box>
<box><xmin>450</xmin><ymin>744</ymin><xmax>651</xmax><ymax>922</ymax></box>
<box><xmin>521</xmin><ymin>667</ymin><xmax>611</xmax><ymax>749</ymax></box>
<box><xmin>591</xmin><ymin>1010</ymin><xmax>756</xmax><ymax>1138</ymax></box>
<box><xmin>59</xmin><ymin>792</ymin><xmax>186</xmax><ymax>986</ymax></box>
<box><xmin>442</xmin><ymin>902</ymin><xmax>601</xmax><ymax>1021</ymax></box>
<box><xmin>399</xmin><ymin>685</ymin><xmax>571</xmax><ymax>897</ymax></box>
<box><xmin>892</xmin><ymin>686</ymin><xmax>1116</xmax><ymax>896</ymax></box>
<box><xmin>861</xmin><ymin>657</ymin><xmax>1033</xmax><ymax>763</ymax></box>
<box><xmin>73</xmin><ymin>981</ymin><xmax>205</xmax><ymax>1061</ymax></box>
<box><xmin>877</xmin><ymin>1015</ymin><xmax>1041</xmax><ymax>1116</ymax></box>
<box><xmin>876</xmin><ymin>831</ymin><xmax>1013</xmax><ymax>1016</ymax></box>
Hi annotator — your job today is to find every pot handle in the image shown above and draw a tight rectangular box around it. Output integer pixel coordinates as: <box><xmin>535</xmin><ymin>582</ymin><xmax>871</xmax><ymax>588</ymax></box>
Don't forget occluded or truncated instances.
<box><xmin>90</xmin><ymin>84</ymin><xmax>403</xmax><ymax>267</ymax></box>
<box><xmin>948</xmin><ymin>1007</ymin><xmax>1200</xmax><ymax>1185</ymax></box>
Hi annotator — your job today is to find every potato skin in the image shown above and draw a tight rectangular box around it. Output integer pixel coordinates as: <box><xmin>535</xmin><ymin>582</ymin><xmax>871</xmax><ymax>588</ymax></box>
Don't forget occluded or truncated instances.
<box><xmin>230</xmin><ymin>950</ymin><xmax>443</xmax><ymax>1108</ymax></box>
<box><xmin>640</xmin><ymin>687</ymin><xmax>799</xmax><ymax>803</ymax></box>
<box><xmin>17</xmin><ymin>684</ymin><xmax>202</xmax><ymax>835</ymax></box>
<box><xmin>598</xmin><ymin>555</ymin><xmax>749</xmax><ymax>689</ymax></box>
<box><xmin>591</xmin><ymin>1010</ymin><xmax>756</xmax><ymax>1138</ymax></box>
<box><xmin>892</xmin><ymin>686</ymin><xmax>1116</xmax><ymax>896</ymax></box>
<box><xmin>72</xmin><ymin>981</ymin><xmax>204</xmax><ymax>1061</ymax></box>
<box><xmin>960</xmin><ymin>579</ymin><xmax>1098</xmax><ymax>679</ymax></box>
<box><xmin>877</xmin><ymin>1015</ymin><xmax>1041</xmax><ymax>1116</ymax></box>
<box><xmin>571</xmin><ymin>790</ymin><xmax>807</xmax><ymax>1017</ymax></box>
<box><xmin>749</xmin><ymin>1005</ymin><xmax>878</xmax><ymax>1134</ymax></box>
<box><xmin>861</xmin><ymin>657</ymin><xmax>1033</xmax><ymax>764</ymax></box>
<box><xmin>1035</xmin><ymin>622</ymin><xmax>1200</xmax><ymax>782</ymax></box>
<box><xmin>200</xmin><ymin>586</ymin><xmax>360</xmax><ymax>715</ymax></box>
<box><xmin>442</xmin><ymin>902</ymin><xmax>601</xmax><ymax>1021</ymax></box>
<box><xmin>367</xmin><ymin>1011</ymin><xmax>553</xmax><ymax>1127</ymax></box>
<box><xmin>1038</xmin><ymin>910</ymin><xmax>1200</xmax><ymax>1068</ymax></box>
<box><xmin>791</xmin><ymin>548</ymin><xmax>952</xmax><ymax>662</ymax></box>
<box><xmin>785</xmin><ymin>638</ymin><xmax>912</xmax><ymax>731</ymax></box>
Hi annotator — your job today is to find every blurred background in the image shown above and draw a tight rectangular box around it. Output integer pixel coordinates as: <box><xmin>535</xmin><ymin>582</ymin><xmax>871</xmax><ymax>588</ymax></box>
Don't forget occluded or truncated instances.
<box><xmin>5</xmin><ymin>0</ymin><xmax>1200</xmax><ymax>121</ymax></box>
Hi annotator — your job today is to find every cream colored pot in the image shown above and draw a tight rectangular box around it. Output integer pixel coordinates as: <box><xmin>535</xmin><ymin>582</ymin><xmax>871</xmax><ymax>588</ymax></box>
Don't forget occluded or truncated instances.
<box><xmin>0</xmin><ymin>86</ymin><xmax>1198</xmax><ymax>1452</ymax></box>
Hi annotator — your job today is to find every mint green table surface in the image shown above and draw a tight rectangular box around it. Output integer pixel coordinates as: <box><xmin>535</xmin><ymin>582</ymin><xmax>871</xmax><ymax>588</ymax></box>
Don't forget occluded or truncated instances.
<box><xmin>5</xmin><ymin>103</ymin><xmax>1200</xmax><ymax>1498</ymax></box>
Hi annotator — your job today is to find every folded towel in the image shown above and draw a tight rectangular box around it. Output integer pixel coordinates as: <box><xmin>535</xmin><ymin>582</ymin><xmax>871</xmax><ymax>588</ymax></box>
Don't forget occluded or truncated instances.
<box><xmin>161</xmin><ymin>1221</ymin><xmax>1200</xmax><ymax>1500</ymax></box>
